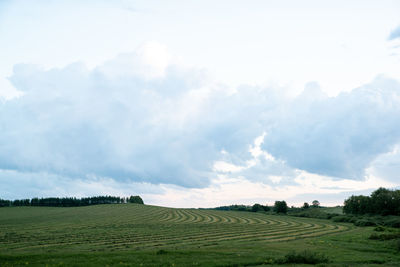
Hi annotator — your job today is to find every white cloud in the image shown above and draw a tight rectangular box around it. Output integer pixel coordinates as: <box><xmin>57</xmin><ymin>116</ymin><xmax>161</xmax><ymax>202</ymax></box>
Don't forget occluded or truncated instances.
<box><xmin>140</xmin><ymin>171</ymin><xmax>396</xmax><ymax>208</ymax></box>
<box><xmin>366</xmin><ymin>144</ymin><xmax>400</xmax><ymax>184</ymax></box>
<box><xmin>269</xmin><ymin>176</ymin><xmax>283</xmax><ymax>184</ymax></box>
<box><xmin>389</xmin><ymin>25</ymin><xmax>400</xmax><ymax>40</ymax></box>
<box><xmin>99</xmin><ymin>42</ymin><xmax>171</xmax><ymax>80</ymax></box>
<box><xmin>261</xmin><ymin>76</ymin><xmax>400</xmax><ymax>180</ymax></box>
<box><xmin>136</xmin><ymin>42</ymin><xmax>170</xmax><ymax>78</ymax></box>
<box><xmin>0</xmin><ymin>78</ymin><xmax>22</xmax><ymax>100</ymax></box>
<box><xmin>213</xmin><ymin>161</ymin><xmax>244</xmax><ymax>173</ymax></box>
<box><xmin>1</xmin><ymin>47</ymin><xmax>400</xmax><ymax>204</ymax></box>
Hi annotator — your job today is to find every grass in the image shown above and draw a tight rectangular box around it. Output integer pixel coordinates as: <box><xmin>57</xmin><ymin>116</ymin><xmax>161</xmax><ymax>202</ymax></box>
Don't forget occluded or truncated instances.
<box><xmin>320</xmin><ymin>206</ymin><xmax>343</xmax><ymax>214</ymax></box>
<box><xmin>0</xmin><ymin>204</ymin><xmax>399</xmax><ymax>266</ymax></box>
<box><xmin>275</xmin><ymin>250</ymin><xmax>330</xmax><ymax>264</ymax></box>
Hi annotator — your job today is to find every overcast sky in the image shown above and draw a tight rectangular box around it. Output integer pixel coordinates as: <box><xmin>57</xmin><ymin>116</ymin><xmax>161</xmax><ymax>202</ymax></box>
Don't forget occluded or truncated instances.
<box><xmin>1</xmin><ymin>0</ymin><xmax>400</xmax><ymax>207</ymax></box>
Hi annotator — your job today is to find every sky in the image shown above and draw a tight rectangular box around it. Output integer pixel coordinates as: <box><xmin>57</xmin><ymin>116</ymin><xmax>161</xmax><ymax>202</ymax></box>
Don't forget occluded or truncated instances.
<box><xmin>1</xmin><ymin>0</ymin><xmax>400</xmax><ymax>208</ymax></box>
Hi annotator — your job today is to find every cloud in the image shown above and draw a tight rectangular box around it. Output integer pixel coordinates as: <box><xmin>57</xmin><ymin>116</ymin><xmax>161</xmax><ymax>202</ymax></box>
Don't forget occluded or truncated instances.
<box><xmin>142</xmin><ymin>172</ymin><xmax>396</xmax><ymax>208</ymax></box>
<box><xmin>0</xmin><ymin>78</ymin><xmax>22</xmax><ymax>100</ymax></box>
<box><xmin>1</xmin><ymin>45</ymin><xmax>400</xmax><ymax>199</ymax></box>
<box><xmin>367</xmin><ymin>144</ymin><xmax>400</xmax><ymax>184</ymax></box>
<box><xmin>1</xmin><ymin>47</ymin><xmax>266</xmax><ymax>189</ymax></box>
<box><xmin>99</xmin><ymin>42</ymin><xmax>171</xmax><ymax>80</ymax></box>
<box><xmin>2</xmin><ymin>62</ymin><xmax>217</xmax><ymax>188</ymax></box>
<box><xmin>0</xmin><ymin>169</ymin><xmax>163</xmax><ymax>200</ymax></box>
<box><xmin>261</xmin><ymin>77</ymin><xmax>400</xmax><ymax>180</ymax></box>
<box><xmin>388</xmin><ymin>25</ymin><xmax>400</xmax><ymax>40</ymax></box>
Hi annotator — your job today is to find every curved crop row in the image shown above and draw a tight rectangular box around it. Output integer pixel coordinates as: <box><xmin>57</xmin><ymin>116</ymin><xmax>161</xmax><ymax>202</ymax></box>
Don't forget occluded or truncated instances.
<box><xmin>0</xmin><ymin>205</ymin><xmax>352</xmax><ymax>253</ymax></box>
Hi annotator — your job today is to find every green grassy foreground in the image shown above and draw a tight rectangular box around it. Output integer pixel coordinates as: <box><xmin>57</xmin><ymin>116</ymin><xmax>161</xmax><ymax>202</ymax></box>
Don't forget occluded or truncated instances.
<box><xmin>0</xmin><ymin>204</ymin><xmax>399</xmax><ymax>266</ymax></box>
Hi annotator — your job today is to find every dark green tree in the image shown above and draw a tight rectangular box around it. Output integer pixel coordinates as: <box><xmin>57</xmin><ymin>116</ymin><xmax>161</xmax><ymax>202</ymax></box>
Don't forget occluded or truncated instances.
<box><xmin>251</xmin><ymin>203</ymin><xmax>263</xmax><ymax>212</ymax></box>
<box><xmin>371</xmin><ymin>187</ymin><xmax>395</xmax><ymax>215</ymax></box>
<box><xmin>262</xmin><ymin>205</ymin><xmax>271</xmax><ymax>212</ymax></box>
<box><xmin>129</xmin><ymin>195</ymin><xmax>144</xmax><ymax>204</ymax></box>
<box><xmin>344</xmin><ymin>187</ymin><xmax>400</xmax><ymax>216</ymax></box>
<box><xmin>312</xmin><ymin>200</ymin><xmax>320</xmax><ymax>208</ymax></box>
<box><xmin>273</xmin><ymin>200</ymin><xmax>288</xmax><ymax>214</ymax></box>
<box><xmin>343</xmin><ymin>195</ymin><xmax>371</xmax><ymax>215</ymax></box>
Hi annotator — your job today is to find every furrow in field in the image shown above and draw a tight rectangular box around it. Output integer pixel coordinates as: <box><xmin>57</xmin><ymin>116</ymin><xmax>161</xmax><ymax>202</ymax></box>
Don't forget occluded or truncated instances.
<box><xmin>3</xmin><ymin>219</ymin><xmax>316</xmax><ymax>250</ymax></box>
<box><xmin>0</xmin><ymin>206</ymin><xmax>353</xmax><ymax>254</ymax></box>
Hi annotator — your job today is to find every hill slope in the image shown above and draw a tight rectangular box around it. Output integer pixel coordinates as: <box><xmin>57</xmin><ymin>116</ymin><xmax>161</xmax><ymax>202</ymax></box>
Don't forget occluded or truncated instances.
<box><xmin>0</xmin><ymin>204</ymin><xmax>399</xmax><ymax>266</ymax></box>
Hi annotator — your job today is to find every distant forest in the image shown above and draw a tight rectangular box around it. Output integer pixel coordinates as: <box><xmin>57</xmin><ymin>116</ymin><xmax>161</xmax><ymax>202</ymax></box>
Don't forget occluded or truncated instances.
<box><xmin>344</xmin><ymin>187</ymin><xmax>400</xmax><ymax>216</ymax></box>
<box><xmin>1</xmin><ymin>187</ymin><xmax>399</xmax><ymax>217</ymax></box>
<box><xmin>0</xmin><ymin>195</ymin><xmax>144</xmax><ymax>207</ymax></box>
<box><xmin>211</xmin><ymin>188</ymin><xmax>400</xmax><ymax>217</ymax></box>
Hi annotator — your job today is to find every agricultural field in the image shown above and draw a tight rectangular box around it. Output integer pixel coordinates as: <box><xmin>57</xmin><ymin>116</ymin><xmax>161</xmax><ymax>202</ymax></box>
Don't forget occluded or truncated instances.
<box><xmin>319</xmin><ymin>206</ymin><xmax>343</xmax><ymax>215</ymax></box>
<box><xmin>0</xmin><ymin>204</ymin><xmax>399</xmax><ymax>266</ymax></box>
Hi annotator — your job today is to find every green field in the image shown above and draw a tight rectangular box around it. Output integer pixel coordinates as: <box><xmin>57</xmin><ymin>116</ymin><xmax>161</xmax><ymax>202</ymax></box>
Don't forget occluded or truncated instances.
<box><xmin>319</xmin><ymin>206</ymin><xmax>343</xmax><ymax>215</ymax></box>
<box><xmin>1</xmin><ymin>204</ymin><xmax>399</xmax><ymax>266</ymax></box>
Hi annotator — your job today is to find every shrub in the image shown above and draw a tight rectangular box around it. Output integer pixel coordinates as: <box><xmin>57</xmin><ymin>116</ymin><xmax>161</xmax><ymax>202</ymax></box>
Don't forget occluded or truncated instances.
<box><xmin>382</xmin><ymin>216</ymin><xmax>400</xmax><ymax>228</ymax></box>
<box><xmin>326</xmin><ymin>213</ymin><xmax>338</xmax><ymax>219</ymax></box>
<box><xmin>369</xmin><ymin>232</ymin><xmax>400</xmax><ymax>240</ymax></box>
<box><xmin>288</xmin><ymin>208</ymin><xmax>341</xmax><ymax>221</ymax></box>
<box><xmin>374</xmin><ymin>226</ymin><xmax>386</xmax><ymax>232</ymax></box>
<box><xmin>275</xmin><ymin>250</ymin><xmax>330</xmax><ymax>264</ymax></box>
<box><xmin>332</xmin><ymin>215</ymin><xmax>356</xmax><ymax>223</ymax></box>
<box><xmin>354</xmin><ymin>219</ymin><xmax>376</xmax><ymax>227</ymax></box>
<box><xmin>369</xmin><ymin>233</ymin><xmax>380</xmax><ymax>240</ymax></box>
<box><xmin>156</xmin><ymin>249</ymin><xmax>168</xmax><ymax>255</ymax></box>
<box><xmin>366</xmin><ymin>259</ymin><xmax>386</xmax><ymax>264</ymax></box>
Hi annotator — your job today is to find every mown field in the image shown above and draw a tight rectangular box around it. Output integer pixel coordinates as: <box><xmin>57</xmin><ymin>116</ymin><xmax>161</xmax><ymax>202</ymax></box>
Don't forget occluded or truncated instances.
<box><xmin>0</xmin><ymin>204</ymin><xmax>399</xmax><ymax>266</ymax></box>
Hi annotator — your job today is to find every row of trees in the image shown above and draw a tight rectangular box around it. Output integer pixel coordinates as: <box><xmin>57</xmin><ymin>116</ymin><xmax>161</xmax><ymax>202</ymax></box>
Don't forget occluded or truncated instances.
<box><xmin>214</xmin><ymin>204</ymin><xmax>255</xmax><ymax>212</ymax></box>
<box><xmin>0</xmin><ymin>195</ymin><xmax>144</xmax><ymax>207</ymax></box>
<box><xmin>214</xmin><ymin>200</ymin><xmax>321</xmax><ymax>214</ymax></box>
<box><xmin>343</xmin><ymin>187</ymin><xmax>400</xmax><ymax>216</ymax></box>
<box><xmin>302</xmin><ymin>200</ymin><xmax>320</xmax><ymax>209</ymax></box>
<box><xmin>272</xmin><ymin>200</ymin><xmax>322</xmax><ymax>214</ymax></box>
<box><xmin>251</xmin><ymin>203</ymin><xmax>270</xmax><ymax>212</ymax></box>
<box><xmin>214</xmin><ymin>203</ymin><xmax>275</xmax><ymax>213</ymax></box>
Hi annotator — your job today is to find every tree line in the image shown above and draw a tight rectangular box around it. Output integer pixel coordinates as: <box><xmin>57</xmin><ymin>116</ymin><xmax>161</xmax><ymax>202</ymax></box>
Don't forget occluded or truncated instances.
<box><xmin>343</xmin><ymin>187</ymin><xmax>400</xmax><ymax>216</ymax></box>
<box><xmin>213</xmin><ymin>204</ymin><xmax>270</xmax><ymax>212</ymax></box>
<box><xmin>0</xmin><ymin>195</ymin><xmax>144</xmax><ymax>207</ymax></box>
<box><xmin>212</xmin><ymin>200</ymin><xmax>322</xmax><ymax>214</ymax></box>
<box><xmin>213</xmin><ymin>199</ymin><xmax>325</xmax><ymax>214</ymax></box>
